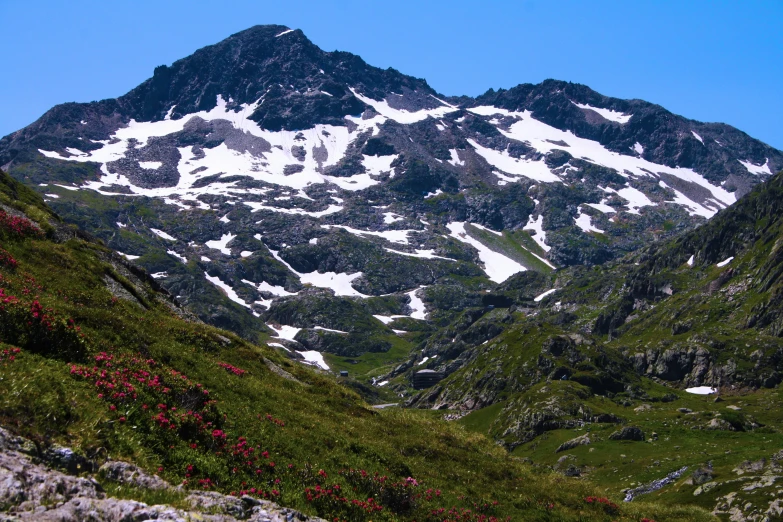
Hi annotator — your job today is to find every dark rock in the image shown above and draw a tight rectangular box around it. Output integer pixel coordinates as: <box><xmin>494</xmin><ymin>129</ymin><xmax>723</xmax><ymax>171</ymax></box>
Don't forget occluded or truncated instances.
<box><xmin>609</xmin><ymin>426</ymin><xmax>645</xmax><ymax>441</ymax></box>
<box><xmin>691</xmin><ymin>464</ymin><xmax>713</xmax><ymax>485</ymax></box>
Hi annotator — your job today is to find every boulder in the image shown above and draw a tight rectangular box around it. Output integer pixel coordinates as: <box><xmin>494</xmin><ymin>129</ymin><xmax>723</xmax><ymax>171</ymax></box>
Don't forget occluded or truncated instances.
<box><xmin>609</xmin><ymin>426</ymin><xmax>645</xmax><ymax>441</ymax></box>
<box><xmin>555</xmin><ymin>433</ymin><xmax>591</xmax><ymax>453</ymax></box>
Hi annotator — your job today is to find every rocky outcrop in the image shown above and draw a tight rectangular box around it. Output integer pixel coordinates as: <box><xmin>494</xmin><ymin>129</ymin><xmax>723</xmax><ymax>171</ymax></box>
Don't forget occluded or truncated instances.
<box><xmin>0</xmin><ymin>427</ymin><xmax>323</xmax><ymax>522</ymax></box>
<box><xmin>555</xmin><ymin>433</ymin><xmax>592</xmax><ymax>453</ymax></box>
<box><xmin>609</xmin><ymin>426</ymin><xmax>645</xmax><ymax>441</ymax></box>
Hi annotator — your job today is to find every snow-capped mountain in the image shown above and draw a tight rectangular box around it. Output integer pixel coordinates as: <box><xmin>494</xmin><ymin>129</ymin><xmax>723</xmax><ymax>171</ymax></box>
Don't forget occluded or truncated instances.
<box><xmin>1</xmin><ymin>25</ymin><xmax>781</xmax><ymax>357</ymax></box>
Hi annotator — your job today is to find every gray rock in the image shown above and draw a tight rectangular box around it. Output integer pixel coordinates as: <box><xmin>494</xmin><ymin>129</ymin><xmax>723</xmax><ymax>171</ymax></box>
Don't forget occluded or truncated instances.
<box><xmin>609</xmin><ymin>426</ymin><xmax>645</xmax><ymax>441</ymax></box>
<box><xmin>691</xmin><ymin>463</ymin><xmax>714</xmax><ymax>485</ymax></box>
<box><xmin>0</xmin><ymin>427</ymin><xmax>324</xmax><ymax>522</ymax></box>
<box><xmin>706</xmin><ymin>418</ymin><xmax>734</xmax><ymax>431</ymax></box>
<box><xmin>556</xmin><ymin>433</ymin><xmax>591</xmax><ymax>453</ymax></box>
<box><xmin>99</xmin><ymin>461</ymin><xmax>170</xmax><ymax>491</ymax></box>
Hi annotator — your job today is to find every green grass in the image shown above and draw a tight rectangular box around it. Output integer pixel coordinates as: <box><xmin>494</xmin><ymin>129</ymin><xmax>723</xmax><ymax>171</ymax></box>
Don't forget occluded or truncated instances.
<box><xmin>0</xmin><ymin>168</ymin><xmax>718</xmax><ymax>521</ymax></box>
<box><xmin>326</xmin><ymin>334</ymin><xmax>414</xmax><ymax>378</ymax></box>
<box><xmin>0</xmin><ymin>174</ymin><xmax>709</xmax><ymax>521</ymax></box>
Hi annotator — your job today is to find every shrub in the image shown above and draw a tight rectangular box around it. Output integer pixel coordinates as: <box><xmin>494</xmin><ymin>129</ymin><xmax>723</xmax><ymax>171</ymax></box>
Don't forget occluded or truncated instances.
<box><xmin>0</xmin><ymin>210</ymin><xmax>43</xmax><ymax>241</ymax></box>
<box><xmin>0</xmin><ymin>291</ymin><xmax>87</xmax><ymax>361</ymax></box>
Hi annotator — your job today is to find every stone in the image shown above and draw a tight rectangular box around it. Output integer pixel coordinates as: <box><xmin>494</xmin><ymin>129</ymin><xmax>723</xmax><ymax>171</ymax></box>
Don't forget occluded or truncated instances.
<box><xmin>691</xmin><ymin>464</ymin><xmax>714</xmax><ymax>485</ymax></box>
<box><xmin>0</xmin><ymin>427</ymin><xmax>325</xmax><ymax>522</ymax></box>
<box><xmin>555</xmin><ymin>433</ymin><xmax>591</xmax><ymax>453</ymax></box>
<box><xmin>99</xmin><ymin>461</ymin><xmax>170</xmax><ymax>491</ymax></box>
<box><xmin>706</xmin><ymin>418</ymin><xmax>734</xmax><ymax>431</ymax></box>
<box><xmin>609</xmin><ymin>426</ymin><xmax>645</xmax><ymax>441</ymax></box>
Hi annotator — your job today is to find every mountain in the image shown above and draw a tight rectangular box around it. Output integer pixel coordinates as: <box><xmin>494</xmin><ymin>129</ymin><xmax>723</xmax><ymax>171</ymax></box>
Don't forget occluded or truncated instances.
<box><xmin>3</xmin><ymin>23</ymin><xmax>783</xmax><ymax>520</ymax></box>
<box><xmin>389</xmin><ymin>169</ymin><xmax>783</xmax><ymax>519</ymax></box>
<box><xmin>1</xmin><ymin>25</ymin><xmax>781</xmax><ymax>364</ymax></box>
<box><xmin>0</xmin><ymin>168</ymin><xmax>707</xmax><ymax>521</ymax></box>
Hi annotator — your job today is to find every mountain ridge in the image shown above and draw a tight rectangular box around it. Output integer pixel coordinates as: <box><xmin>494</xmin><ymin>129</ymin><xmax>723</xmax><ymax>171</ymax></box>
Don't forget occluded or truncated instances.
<box><xmin>1</xmin><ymin>23</ymin><xmax>781</xmax><ymax>370</ymax></box>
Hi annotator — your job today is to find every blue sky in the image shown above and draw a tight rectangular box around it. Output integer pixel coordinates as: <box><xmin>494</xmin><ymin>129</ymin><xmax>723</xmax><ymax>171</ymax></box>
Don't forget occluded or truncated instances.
<box><xmin>1</xmin><ymin>0</ymin><xmax>781</xmax><ymax>148</ymax></box>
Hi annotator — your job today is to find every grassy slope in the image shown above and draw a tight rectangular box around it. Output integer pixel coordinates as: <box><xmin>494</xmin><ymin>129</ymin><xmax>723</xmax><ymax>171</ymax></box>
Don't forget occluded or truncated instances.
<box><xmin>408</xmin><ymin>172</ymin><xmax>783</xmax><ymax>517</ymax></box>
<box><xmin>0</xmin><ymin>170</ymin><xmax>710</xmax><ymax>521</ymax></box>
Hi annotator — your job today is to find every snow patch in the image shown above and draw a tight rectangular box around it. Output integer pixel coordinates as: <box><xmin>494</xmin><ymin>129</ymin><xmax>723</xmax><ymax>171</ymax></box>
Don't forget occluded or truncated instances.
<box><xmin>297</xmin><ymin>350</ymin><xmax>330</xmax><ymax>370</ymax></box>
<box><xmin>467</xmin><ymin>139</ymin><xmax>560</xmax><ymax>183</ymax></box>
<box><xmin>139</xmin><ymin>161</ymin><xmax>162</xmax><ymax>170</ymax></box>
<box><xmin>572</xmin><ymin>102</ymin><xmax>632</xmax><ymax>124</ymax></box>
<box><xmin>717</xmin><ymin>256</ymin><xmax>734</xmax><ymax>268</ymax></box>
<box><xmin>321</xmin><ymin>224</ymin><xmax>413</xmax><ymax>245</ymax></box>
<box><xmin>658</xmin><ymin>180</ymin><xmax>720</xmax><ymax>218</ymax></box>
<box><xmin>268</xmin><ymin>248</ymin><xmax>368</xmax><ymax>297</ymax></box>
<box><xmin>691</xmin><ymin>131</ymin><xmax>704</xmax><ymax>144</ymax></box>
<box><xmin>384</xmin><ymin>248</ymin><xmax>454</xmax><ymax>261</ymax></box>
<box><xmin>241</xmin><ymin>279</ymin><xmax>296</xmax><ymax>297</ymax></box>
<box><xmin>349</xmin><ymin>88</ymin><xmax>459</xmax><ymax>124</ymax></box>
<box><xmin>373</xmin><ymin>314</ymin><xmax>407</xmax><ymax>325</ymax></box>
<box><xmin>245</xmin><ymin>202</ymin><xmax>343</xmax><ymax>218</ymax></box>
<box><xmin>407</xmin><ymin>287</ymin><xmax>428</xmax><ymax>320</ymax></box>
<box><xmin>39</xmin><ymin>94</ymin><xmax>392</xmax><ymax>206</ymax></box>
<box><xmin>448</xmin><ymin>149</ymin><xmax>464</xmax><ymax>167</ymax></box>
<box><xmin>738</xmin><ymin>158</ymin><xmax>772</xmax><ymax>176</ymax></box>
<box><xmin>685</xmin><ymin>386</ymin><xmax>717</xmax><ymax>395</ymax></box>
<box><xmin>467</xmin><ymin>106</ymin><xmax>513</xmax><ymax>116</ymax></box>
<box><xmin>204</xmin><ymin>272</ymin><xmax>250</xmax><ymax>308</ymax></box>
<box><xmin>167</xmin><ymin>250</ymin><xmax>187</xmax><ymax>264</ymax></box>
<box><xmin>269</xmin><ymin>324</ymin><xmax>301</xmax><ymax>341</ymax></box>
<box><xmin>585</xmin><ymin>202</ymin><xmax>616</xmax><ymax>214</ymax></box>
<box><xmin>523</xmin><ymin>214</ymin><xmax>550</xmax><ymax>252</ymax></box>
<box><xmin>363</xmin><ymin>154</ymin><xmax>398</xmax><ymax>176</ymax></box>
<box><xmin>151</xmin><ymin>228</ymin><xmax>176</xmax><ymax>241</ymax></box>
<box><xmin>534</xmin><ymin>289</ymin><xmax>557</xmax><ymax>302</ymax></box>
<box><xmin>446</xmin><ymin>222</ymin><xmax>526</xmax><ymax>283</ymax></box>
<box><xmin>383</xmin><ymin>212</ymin><xmax>403</xmax><ymax>224</ymax></box>
<box><xmin>313</xmin><ymin>326</ymin><xmax>348</xmax><ymax>334</ymax></box>
<box><xmin>633</xmin><ymin>142</ymin><xmax>644</xmax><ymax>155</ymax></box>
<box><xmin>205</xmin><ymin>233</ymin><xmax>236</xmax><ymax>255</ymax></box>
<box><xmin>574</xmin><ymin>207</ymin><xmax>605</xmax><ymax>234</ymax></box>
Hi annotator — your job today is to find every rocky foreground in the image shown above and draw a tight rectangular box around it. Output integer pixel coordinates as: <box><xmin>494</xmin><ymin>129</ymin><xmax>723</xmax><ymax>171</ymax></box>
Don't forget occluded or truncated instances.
<box><xmin>0</xmin><ymin>427</ymin><xmax>322</xmax><ymax>522</ymax></box>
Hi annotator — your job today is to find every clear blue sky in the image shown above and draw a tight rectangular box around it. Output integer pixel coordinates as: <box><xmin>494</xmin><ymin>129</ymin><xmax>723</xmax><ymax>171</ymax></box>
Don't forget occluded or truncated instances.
<box><xmin>1</xmin><ymin>0</ymin><xmax>781</xmax><ymax>148</ymax></box>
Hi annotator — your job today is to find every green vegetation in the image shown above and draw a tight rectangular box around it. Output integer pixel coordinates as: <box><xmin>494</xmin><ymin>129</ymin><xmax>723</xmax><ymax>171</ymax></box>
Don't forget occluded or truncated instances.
<box><xmin>0</xmin><ymin>169</ymin><xmax>712</xmax><ymax>520</ymax></box>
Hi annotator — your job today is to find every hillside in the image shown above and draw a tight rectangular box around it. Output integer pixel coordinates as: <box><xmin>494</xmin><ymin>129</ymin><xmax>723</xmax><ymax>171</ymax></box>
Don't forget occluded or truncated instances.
<box><xmin>384</xmin><ymin>168</ymin><xmax>783</xmax><ymax>520</ymax></box>
<box><xmin>0</xmin><ymin>168</ymin><xmax>711</xmax><ymax>520</ymax></box>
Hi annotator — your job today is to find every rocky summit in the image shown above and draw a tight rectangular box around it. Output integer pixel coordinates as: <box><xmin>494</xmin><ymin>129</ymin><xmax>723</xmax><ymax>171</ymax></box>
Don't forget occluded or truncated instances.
<box><xmin>2</xmin><ymin>23</ymin><xmax>783</xmax><ymax>522</ymax></box>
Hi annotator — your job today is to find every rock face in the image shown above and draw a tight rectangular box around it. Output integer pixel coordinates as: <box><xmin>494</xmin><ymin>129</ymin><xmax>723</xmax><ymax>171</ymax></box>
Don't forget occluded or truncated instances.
<box><xmin>0</xmin><ymin>427</ymin><xmax>322</xmax><ymax>522</ymax></box>
<box><xmin>0</xmin><ymin>24</ymin><xmax>780</xmax><ymax>350</ymax></box>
